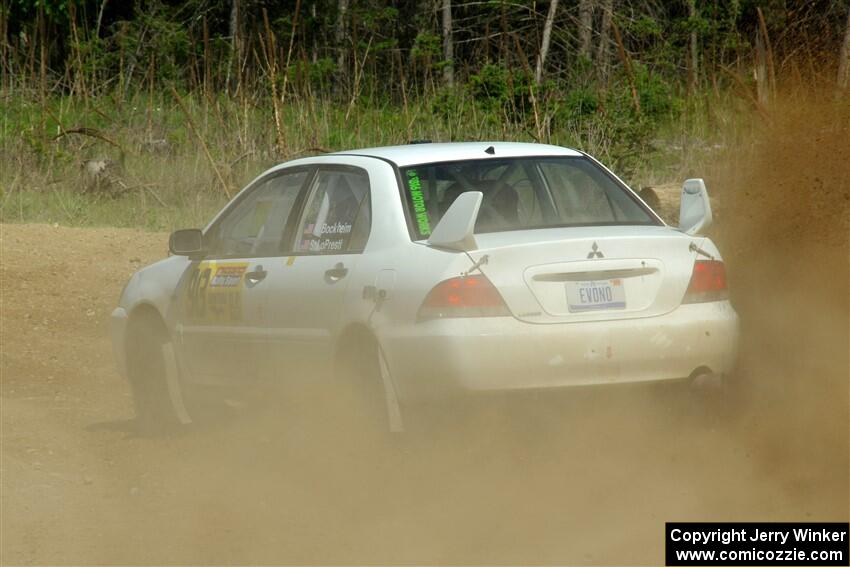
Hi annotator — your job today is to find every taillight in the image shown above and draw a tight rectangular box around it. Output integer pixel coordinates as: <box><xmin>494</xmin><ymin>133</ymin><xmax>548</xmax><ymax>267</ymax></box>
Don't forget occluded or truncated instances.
<box><xmin>417</xmin><ymin>274</ymin><xmax>510</xmax><ymax>320</ymax></box>
<box><xmin>683</xmin><ymin>260</ymin><xmax>728</xmax><ymax>303</ymax></box>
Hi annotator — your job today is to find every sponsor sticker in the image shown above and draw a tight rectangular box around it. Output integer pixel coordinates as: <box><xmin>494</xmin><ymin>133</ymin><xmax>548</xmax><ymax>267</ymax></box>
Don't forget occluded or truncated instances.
<box><xmin>186</xmin><ymin>261</ymin><xmax>248</xmax><ymax>323</ymax></box>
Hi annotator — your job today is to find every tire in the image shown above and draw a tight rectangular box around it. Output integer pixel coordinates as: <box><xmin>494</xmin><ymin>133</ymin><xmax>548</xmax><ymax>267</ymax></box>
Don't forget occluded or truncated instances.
<box><xmin>333</xmin><ymin>332</ymin><xmax>403</xmax><ymax>439</ymax></box>
<box><xmin>125</xmin><ymin>312</ymin><xmax>187</xmax><ymax>434</ymax></box>
<box><xmin>125</xmin><ymin>310</ymin><xmax>243</xmax><ymax>434</ymax></box>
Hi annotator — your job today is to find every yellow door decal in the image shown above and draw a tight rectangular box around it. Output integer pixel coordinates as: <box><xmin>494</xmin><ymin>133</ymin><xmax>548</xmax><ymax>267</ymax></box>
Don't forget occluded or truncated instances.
<box><xmin>186</xmin><ymin>261</ymin><xmax>248</xmax><ymax>323</ymax></box>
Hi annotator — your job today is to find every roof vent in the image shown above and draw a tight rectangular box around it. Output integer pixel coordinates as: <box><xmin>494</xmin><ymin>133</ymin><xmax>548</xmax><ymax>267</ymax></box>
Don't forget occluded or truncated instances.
<box><xmin>409</xmin><ymin>139</ymin><xmax>432</xmax><ymax>144</ymax></box>
<box><xmin>484</xmin><ymin>145</ymin><xmax>495</xmax><ymax>155</ymax></box>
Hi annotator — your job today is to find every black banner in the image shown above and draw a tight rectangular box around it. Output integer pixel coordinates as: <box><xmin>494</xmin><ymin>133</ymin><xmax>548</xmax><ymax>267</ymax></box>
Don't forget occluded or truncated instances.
<box><xmin>666</xmin><ymin>523</ymin><xmax>849</xmax><ymax>566</ymax></box>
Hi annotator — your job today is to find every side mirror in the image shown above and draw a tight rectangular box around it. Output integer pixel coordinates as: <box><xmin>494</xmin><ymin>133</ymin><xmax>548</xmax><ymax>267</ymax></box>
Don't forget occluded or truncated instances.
<box><xmin>678</xmin><ymin>178</ymin><xmax>713</xmax><ymax>235</ymax></box>
<box><xmin>427</xmin><ymin>191</ymin><xmax>483</xmax><ymax>251</ymax></box>
<box><xmin>169</xmin><ymin>228</ymin><xmax>205</xmax><ymax>257</ymax></box>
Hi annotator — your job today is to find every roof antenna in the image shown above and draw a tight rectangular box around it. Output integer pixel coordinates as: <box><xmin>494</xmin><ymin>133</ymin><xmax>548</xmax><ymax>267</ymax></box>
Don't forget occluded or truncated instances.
<box><xmin>484</xmin><ymin>145</ymin><xmax>495</xmax><ymax>155</ymax></box>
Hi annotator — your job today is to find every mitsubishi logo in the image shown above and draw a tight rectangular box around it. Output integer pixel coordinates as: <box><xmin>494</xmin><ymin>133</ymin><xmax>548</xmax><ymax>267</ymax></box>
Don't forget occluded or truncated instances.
<box><xmin>587</xmin><ymin>242</ymin><xmax>604</xmax><ymax>259</ymax></box>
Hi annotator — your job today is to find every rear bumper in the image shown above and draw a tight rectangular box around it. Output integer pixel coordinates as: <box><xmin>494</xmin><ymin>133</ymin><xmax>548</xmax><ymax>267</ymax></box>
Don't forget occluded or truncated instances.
<box><xmin>110</xmin><ymin>307</ymin><xmax>129</xmax><ymax>380</ymax></box>
<box><xmin>383</xmin><ymin>301</ymin><xmax>739</xmax><ymax>401</ymax></box>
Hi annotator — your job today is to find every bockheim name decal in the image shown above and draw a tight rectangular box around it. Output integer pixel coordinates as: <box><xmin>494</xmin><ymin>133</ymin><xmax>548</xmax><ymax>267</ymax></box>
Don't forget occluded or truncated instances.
<box><xmin>666</xmin><ymin>522</ymin><xmax>849</xmax><ymax>566</ymax></box>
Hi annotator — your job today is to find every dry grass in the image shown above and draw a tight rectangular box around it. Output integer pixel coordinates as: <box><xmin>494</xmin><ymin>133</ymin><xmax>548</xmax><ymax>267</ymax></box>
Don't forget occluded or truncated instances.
<box><xmin>0</xmin><ymin>87</ymin><xmax>742</xmax><ymax>231</ymax></box>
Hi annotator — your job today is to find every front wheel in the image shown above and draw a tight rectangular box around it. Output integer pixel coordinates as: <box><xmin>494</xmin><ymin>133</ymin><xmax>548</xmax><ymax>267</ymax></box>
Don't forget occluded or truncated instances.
<box><xmin>126</xmin><ymin>313</ymin><xmax>237</xmax><ymax>434</ymax></box>
<box><xmin>125</xmin><ymin>316</ymin><xmax>192</xmax><ymax>434</ymax></box>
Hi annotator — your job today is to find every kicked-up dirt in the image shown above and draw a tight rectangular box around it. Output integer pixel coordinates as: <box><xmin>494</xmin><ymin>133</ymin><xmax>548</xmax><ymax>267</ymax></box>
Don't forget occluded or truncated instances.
<box><xmin>1</xmin><ymin>95</ymin><xmax>847</xmax><ymax>565</ymax></box>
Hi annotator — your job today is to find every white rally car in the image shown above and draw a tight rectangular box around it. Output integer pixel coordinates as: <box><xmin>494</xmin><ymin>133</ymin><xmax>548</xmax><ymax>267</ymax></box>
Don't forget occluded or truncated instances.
<box><xmin>111</xmin><ymin>142</ymin><xmax>738</xmax><ymax>432</ymax></box>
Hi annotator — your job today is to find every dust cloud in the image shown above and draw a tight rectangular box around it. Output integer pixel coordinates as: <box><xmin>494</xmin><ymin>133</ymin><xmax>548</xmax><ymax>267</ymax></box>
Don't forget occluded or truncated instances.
<box><xmin>707</xmin><ymin>87</ymin><xmax>849</xmax><ymax>514</ymax></box>
<box><xmin>1</xmin><ymin>90</ymin><xmax>848</xmax><ymax>565</ymax></box>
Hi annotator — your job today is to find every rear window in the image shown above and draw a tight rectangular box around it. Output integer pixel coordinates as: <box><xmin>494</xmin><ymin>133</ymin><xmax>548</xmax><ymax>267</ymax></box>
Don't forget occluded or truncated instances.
<box><xmin>401</xmin><ymin>157</ymin><xmax>658</xmax><ymax>239</ymax></box>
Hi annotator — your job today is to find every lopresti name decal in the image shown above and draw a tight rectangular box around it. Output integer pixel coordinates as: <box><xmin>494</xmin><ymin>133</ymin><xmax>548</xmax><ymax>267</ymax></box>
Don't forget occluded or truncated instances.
<box><xmin>666</xmin><ymin>523</ymin><xmax>849</xmax><ymax>566</ymax></box>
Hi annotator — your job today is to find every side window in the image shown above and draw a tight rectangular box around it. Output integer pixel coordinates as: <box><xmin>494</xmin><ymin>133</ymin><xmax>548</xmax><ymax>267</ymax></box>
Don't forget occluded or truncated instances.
<box><xmin>210</xmin><ymin>169</ymin><xmax>309</xmax><ymax>257</ymax></box>
<box><xmin>296</xmin><ymin>168</ymin><xmax>371</xmax><ymax>254</ymax></box>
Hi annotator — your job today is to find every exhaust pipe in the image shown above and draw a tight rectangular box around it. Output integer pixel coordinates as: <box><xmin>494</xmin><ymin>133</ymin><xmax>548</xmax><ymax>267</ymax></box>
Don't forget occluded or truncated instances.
<box><xmin>689</xmin><ymin>369</ymin><xmax>723</xmax><ymax>391</ymax></box>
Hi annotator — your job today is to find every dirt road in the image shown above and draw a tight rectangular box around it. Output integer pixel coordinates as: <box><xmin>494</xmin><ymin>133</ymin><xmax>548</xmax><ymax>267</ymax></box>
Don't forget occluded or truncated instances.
<box><xmin>2</xmin><ymin>99</ymin><xmax>848</xmax><ymax>565</ymax></box>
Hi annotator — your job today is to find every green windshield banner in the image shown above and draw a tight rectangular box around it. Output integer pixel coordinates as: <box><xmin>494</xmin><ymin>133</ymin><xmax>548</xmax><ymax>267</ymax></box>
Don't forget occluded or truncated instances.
<box><xmin>406</xmin><ymin>169</ymin><xmax>432</xmax><ymax>236</ymax></box>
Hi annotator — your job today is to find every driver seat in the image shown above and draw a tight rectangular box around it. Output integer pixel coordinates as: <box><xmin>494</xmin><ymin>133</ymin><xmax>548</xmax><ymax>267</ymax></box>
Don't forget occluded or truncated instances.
<box><xmin>439</xmin><ymin>180</ymin><xmax>519</xmax><ymax>230</ymax></box>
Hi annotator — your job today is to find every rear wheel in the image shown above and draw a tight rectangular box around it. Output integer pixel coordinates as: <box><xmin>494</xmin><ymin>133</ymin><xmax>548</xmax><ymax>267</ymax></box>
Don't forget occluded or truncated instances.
<box><xmin>333</xmin><ymin>332</ymin><xmax>404</xmax><ymax>439</ymax></box>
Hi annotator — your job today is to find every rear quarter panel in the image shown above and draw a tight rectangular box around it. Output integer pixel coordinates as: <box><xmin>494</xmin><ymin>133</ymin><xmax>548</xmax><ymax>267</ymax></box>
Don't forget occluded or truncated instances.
<box><xmin>332</xmin><ymin>156</ymin><xmax>477</xmax><ymax>353</ymax></box>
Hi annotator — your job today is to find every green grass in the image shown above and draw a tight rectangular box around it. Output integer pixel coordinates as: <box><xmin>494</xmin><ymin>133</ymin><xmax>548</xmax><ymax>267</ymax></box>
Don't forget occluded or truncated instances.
<box><xmin>0</xmin><ymin>87</ymin><xmax>747</xmax><ymax>231</ymax></box>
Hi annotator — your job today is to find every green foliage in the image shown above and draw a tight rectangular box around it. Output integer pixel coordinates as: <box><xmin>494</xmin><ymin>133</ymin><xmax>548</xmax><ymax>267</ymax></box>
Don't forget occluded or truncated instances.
<box><xmin>560</xmin><ymin>88</ymin><xmax>599</xmax><ymax>121</ymax></box>
<box><xmin>356</xmin><ymin>5</ymin><xmax>399</xmax><ymax>33</ymax></box>
<box><xmin>467</xmin><ymin>64</ymin><xmax>542</xmax><ymax>124</ymax></box>
<box><xmin>629</xmin><ymin>15</ymin><xmax>663</xmax><ymax>40</ymax></box>
<box><xmin>411</xmin><ymin>32</ymin><xmax>441</xmax><ymax>60</ymax></box>
<box><xmin>468</xmin><ymin>64</ymin><xmax>510</xmax><ymax>111</ymax></box>
<box><xmin>0</xmin><ymin>80</ymin><xmax>755</xmax><ymax>230</ymax></box>
<box><xmin>431</xmin><ymin>86</ymin><xmax>463</xmax><ymax>123</ymax></box>
<box><xmin>12</xmin><ymin>0</ymin><xmax>69</xmax><ymax>21</ymax></box>
<box><xmin>634</xmin><ymin>64</ymin><xmax>681</xmax><ymax>120</ymax></box>
<box><xmin>3</xmin><ymin>0</ymin><xmax>844</xmax><ymax>229</ymax></box>
<box><xmin>124</xmin><ymin>3</ymin><xmax>193</xmax><ymax>87</ymax></box>
<box><xmin>551</xmin><ymin>65</ymin><xmax>680</xmax><ymax>181</ymax></box>
<box><xmin>289</xmin><ymin>57</ymin><xmax>337</xmax><ymax>92</ymax></box>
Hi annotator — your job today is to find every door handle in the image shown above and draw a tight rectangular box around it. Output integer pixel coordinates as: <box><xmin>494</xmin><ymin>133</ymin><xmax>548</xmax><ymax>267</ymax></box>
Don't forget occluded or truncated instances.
<box><xmin>324</xmin><ymin>262</ymin><xmax>348</xmax><ymax>282</ymax></box>
<box><xmin>245</xmin><ymin>265</ymin><xmax>267</xmax><ymax>286</ymax></box>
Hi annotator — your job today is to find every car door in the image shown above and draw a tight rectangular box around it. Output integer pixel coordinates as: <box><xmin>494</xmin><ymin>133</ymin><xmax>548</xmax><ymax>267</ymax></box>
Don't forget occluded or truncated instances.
<box><xmin>176</xmin><ymin>167</ymin><xmax>312</xmax><ymax>386</ymax></box>
<box><xmin>263</xmin><ymin>165</ymin><xmax>372</xmax><ymax>374</ymax></box>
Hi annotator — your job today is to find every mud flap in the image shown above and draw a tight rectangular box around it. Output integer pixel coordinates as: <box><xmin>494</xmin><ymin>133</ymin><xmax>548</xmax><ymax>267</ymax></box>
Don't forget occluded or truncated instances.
<box><xmin>378</xmin><ymin>346</ymin><xmax>405</xmax><ymax>433</ymax></box>
<box><xmin>161</xmin><ymin>342</ymin><xmax>193</xmax><ymax>425</ymax></box>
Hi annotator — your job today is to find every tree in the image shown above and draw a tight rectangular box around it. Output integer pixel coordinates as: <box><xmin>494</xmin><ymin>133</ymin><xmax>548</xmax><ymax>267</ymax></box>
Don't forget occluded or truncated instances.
<box><xmin>335</xmin><ymin>0</ymin><xmax>350</xmax><ymax>97</ymax></box>
<box><xmin>535</xmin><ymin>0</ymin><xmax>559</xmax><ymax>84</ymax></box>
<box><xmin>227</xmin><ymin>0</ymin><xmax>243</xmax><ymax>94</ymax></box>
<box><xmin>578</xmin><ymin>0</ymin><xmax>594</xmax><ymax>59</ymax></box>
<box><xmin>687</xmin><ymin>0</ymin><xmax>698</xmax><ymax>94</ymax></box>
<box><xmin>596</xmin><ymin>0</ymin><xmax>613</xmax><ymax>81</ymax></box>
<box><xmin>442</xmin><ymin>0</ymin><xmax>453</xmax><ymax>87</ymax></box>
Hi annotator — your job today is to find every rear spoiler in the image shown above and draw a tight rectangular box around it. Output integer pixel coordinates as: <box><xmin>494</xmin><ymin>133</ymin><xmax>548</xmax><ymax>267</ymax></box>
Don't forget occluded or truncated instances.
<box><xmin>426</xmin><ymin>191</ymin><xmax>482</xmax><ymax>252</ymax></box>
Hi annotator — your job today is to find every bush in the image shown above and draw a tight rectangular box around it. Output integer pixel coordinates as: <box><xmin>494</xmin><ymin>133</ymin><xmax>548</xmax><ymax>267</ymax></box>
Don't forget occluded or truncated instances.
<box><xmin>468</xmin><ymin>64</ymin><xmax>510</xmax><ymax>112</ymax></box>
<box><xmin>634</xmin><ymin>64</ymin><xmax>681</xmax><ymax>120</ymax></box>
<box><xmin>560</xmin><ymin>87</ymin><xmax>600</xmax><ymax>120</ymax></box>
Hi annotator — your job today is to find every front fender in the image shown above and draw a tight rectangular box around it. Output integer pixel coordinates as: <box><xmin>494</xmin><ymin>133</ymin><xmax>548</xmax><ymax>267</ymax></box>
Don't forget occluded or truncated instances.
<box><xmin>119</xmin><ymin>254</ymin><xmax>193</xmax><ymax>332</ymax></box>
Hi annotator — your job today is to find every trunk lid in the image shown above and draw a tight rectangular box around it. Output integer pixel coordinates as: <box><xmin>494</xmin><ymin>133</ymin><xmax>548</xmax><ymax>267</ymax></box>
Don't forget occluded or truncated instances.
<box><xmin>469</xmin><ymin>226</ymin><xmax>701</xmax><ymax>324</ymax></box>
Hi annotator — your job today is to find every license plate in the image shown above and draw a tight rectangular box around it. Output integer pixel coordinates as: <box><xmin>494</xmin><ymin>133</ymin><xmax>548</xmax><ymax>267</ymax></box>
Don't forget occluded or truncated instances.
<box><xmin>566</xmin><ymin>279</ymin><xmax>626</xmax><ymax>312</ymax></box>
